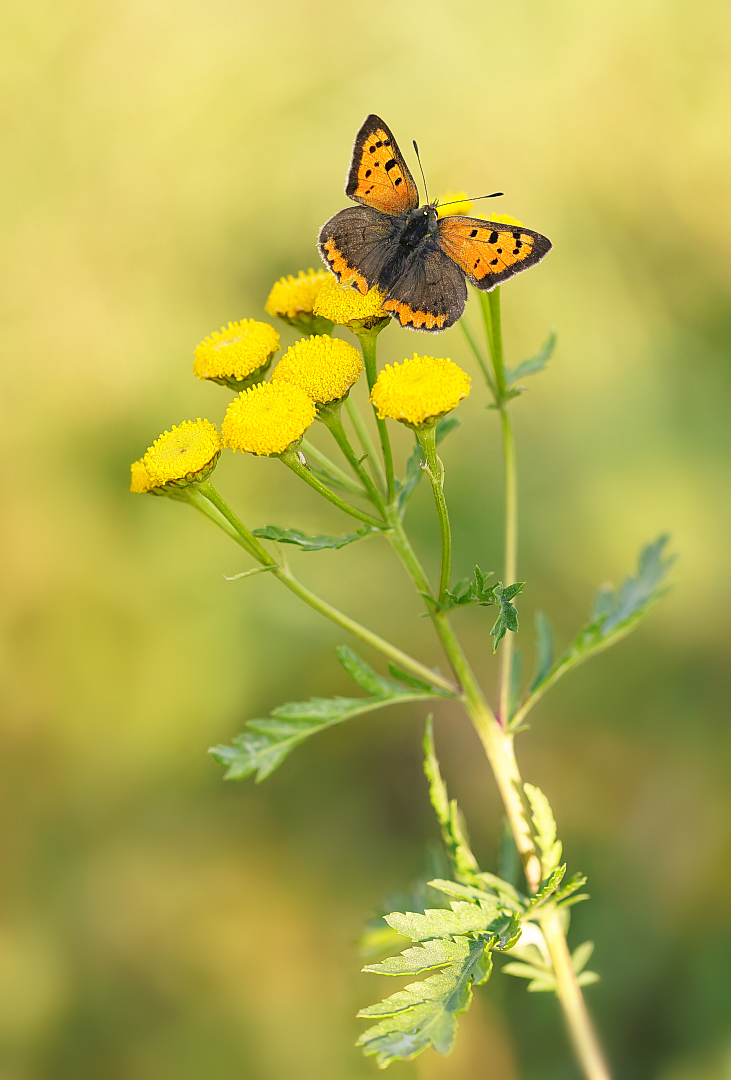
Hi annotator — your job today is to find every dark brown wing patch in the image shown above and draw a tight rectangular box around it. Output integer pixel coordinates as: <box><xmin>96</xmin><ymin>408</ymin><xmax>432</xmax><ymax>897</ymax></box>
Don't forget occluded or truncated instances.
<box><xmin>318</xmin><ymin>205</ymin><xmax>397</xmax><ymax>294</ymax></box>
<box><xmin>437</xmin><ymin>217</ymin><xmax>552</xmax><ymax>290</ymax></box>
<box><xmin>383</xmin><ymin>245</ymin><xmax>468</xmax><ymax>332</ymax></box>
<box><xmin>345</xmin><ymin>114</ymin><xmax>419</xmax><ymax>216</ymax></box>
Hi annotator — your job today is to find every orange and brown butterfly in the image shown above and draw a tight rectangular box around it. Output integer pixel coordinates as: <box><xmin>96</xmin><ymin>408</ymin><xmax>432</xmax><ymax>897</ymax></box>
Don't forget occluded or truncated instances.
<box><xmin>318</xmin><ymin>114</ymin><xmax>552</xmax><ymax>332</ymax></box>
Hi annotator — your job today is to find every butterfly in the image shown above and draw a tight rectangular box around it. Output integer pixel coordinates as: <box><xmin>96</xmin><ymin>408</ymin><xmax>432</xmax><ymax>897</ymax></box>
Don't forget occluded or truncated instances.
<box><xmin>318</xmin><ymin>114</ymin><xmax>552</xmax><ymax>332</ymax></box>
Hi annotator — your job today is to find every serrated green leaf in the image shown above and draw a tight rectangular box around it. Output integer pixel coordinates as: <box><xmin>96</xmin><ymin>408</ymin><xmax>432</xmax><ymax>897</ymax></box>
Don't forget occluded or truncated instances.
<box><xmin>491</xmin><ymin>582</ymin><xmax>525</xmax><ymax>651</ymax></box>
<box><xmin>386</xmin><ymin>903</ymin><xmax>500</xmax><ymax>942</ymax></box>
<box><xmin>423</xmin><ymin>719</ymin><xmax>480</xmax><ymax>884</ymax></box>
<box><xmin>526</xmin><ymin>865</ymin><xmax>566</xmax><ymax>910</ymax></box>
<box><xmin>252</xmin><ymin>524</ymin><xmax>377</xmax><ymax>550</ymax></box>
<box><xmin>210</xmin><ymin>648</ymin><xmax>447</xmax><ymax>782</ymax></box>
<box><xmin>505</xmin><ymin>331</ymin><xmax>556</xmax><ymax>386</ymax></box>
<box><xmin>513</xmin><ymin>537</ymin><xmax>675</xmax><ymax>727</ymax></box>
<box><xmin>363</xmin><ymin>937</ymin><xmax>470</xmax><ymax>977</ymax></box>
<box><xmin>358</xmin><ymin>937</ymin><xmax>492</xmax><ymax>1067</ymax></box>
<box><xmin>524</xmin><ymin>784</ymin><xmax>563</xmax><ymax>878</ymax></box>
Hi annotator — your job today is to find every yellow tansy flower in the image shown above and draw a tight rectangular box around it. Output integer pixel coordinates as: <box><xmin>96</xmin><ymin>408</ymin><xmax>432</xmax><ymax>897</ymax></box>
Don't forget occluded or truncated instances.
<box><xmin>222</xmin><ymin>381</ymin><xmax>316</xmax><ymax>457</ymax></box>
<box><xmin>140</xmin><ymin>420</ymin><xmax>222</xmax><ymax>489</ymax></box>
<box><xmin>370</xmin><ymin>354</ymin><xmax>471</xmax><ymax>428</ymax></box>
<box><xmin>130</xmin><ymin>459</ymin><xmax>154</xmax><ymax>493</ymax></box>
<box><xmin>265</xmin><ymin>269</ymin><xmax>334</xmax><ymax>335</ymax></box>
<box><xmin>313</xmin><ymin>275</ymin><xmax>389</xmax><ymax>331</ymax></box>
<box><xmin>272</xmin><ymin>335</ymin><xmax>363</xmax><ymax>405</ymax></box>
<box><xmin>194</xmin><ymin>319</ymin><xmax>279</xmax><ymax>391</ymax></box>
<box><xmin>437</xmin><ymin>190</ymin><xmax>472</xmax><ymax>218</ymax></box>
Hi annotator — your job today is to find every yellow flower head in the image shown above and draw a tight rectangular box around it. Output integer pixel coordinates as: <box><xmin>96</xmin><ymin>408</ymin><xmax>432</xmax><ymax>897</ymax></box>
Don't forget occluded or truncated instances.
<box><xmin>272</xmin><ymin>335</ymin><xmax>363</xmax><ymax>405</ymax></box>
<box><xmin>194</xmin><ymin>319</ymin><xmax>279</xmax><ymax>390</ymax></box>
<box><xmin>130</xmin><ymin>459</ymin><xmax>154</xmax><ymax>493</ymax></box>
<box><xmin>370</xmin><ymin>354</ymin><xmax>471</xmax><ymax>428</ymax></box>
<box><xmin>437</xmin><ymin>191</ymin><xmax>472</xmax><ymax>218</ymax></box>
<box><xmin>477</xmin><ymin>211</ymin><xmax>524</xmax><ymax>227</ymax></box>
<box><xmin>265</xmin><ymin>268</ymin><xmax>334</xmax><ymax>335</ymax></box>
<box><xmin>140</xmin><ymin>419</ymin><xmax>222</xmax><ymax>489</ymax></box>
<box><xmin>313</xmin><ymin>275</ymin><xmax>389</xmax><ymax>330</ymax></box>
<box><xmin>222</xmin><ymin>381</ymin><xmax>316</xmax><ymax>457</ymax></box>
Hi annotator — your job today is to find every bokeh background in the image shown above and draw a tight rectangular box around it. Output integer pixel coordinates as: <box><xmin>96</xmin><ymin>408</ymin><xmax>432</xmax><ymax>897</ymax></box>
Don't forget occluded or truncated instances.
<box><xmin>2</xmin><ymin>0</ymin><xmax>730</xmax><ymax>1077</ymax></box>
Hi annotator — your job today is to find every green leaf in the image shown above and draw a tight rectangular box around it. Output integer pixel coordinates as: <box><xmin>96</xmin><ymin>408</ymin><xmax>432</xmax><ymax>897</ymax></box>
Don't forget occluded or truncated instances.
<box><xmin>571</xmin><ymin>940</ymin><xmax>594</xmax><ymax>975</ymax></box>
<box><xmin>423</xmin><ymin>719</ymin><xmax>480</xmax><ymax>885</ymax></box>
<box><xmin>209</xmin><ymin>647</ymin><xmax>450</xmax><ymax>782</ymax></box>
<box><xmin>358</xmin><ymin>876</ymin><xmax>523</xmax><ymax>1067</ymax></box>
<box><xmin>513</xmin><ymin>537</ymin><xmax>675</xmax><ymax>726</ymax></box>
<box><xmin>251</xmin><ymin>524</ymin><xmax>377</xmax><ymax>550</ymax></box>
<box><xmin>358</xmin><ymin>936</ymin><xmax>493</xmax><ymax>1067</ymax></box>
<box><xmin>490</xmin><ymin>582</ymin><xmax>525</xmax><ymax>652</ymax></box>
<box><xmin>530</xmin><ymin>612</ymin><xmax>553</xmax><ymax>691</ymax></box>
<box><xmin>505</xmin><ymin>331</ymin><xmax>556</xmax><ymax>387</ymax></box>
<box><xmin>524</xmin><ymin>784</ymin><xmax>563</xmax><ymax>879</ymax></box>
<box><xmin>397</xmin><ymin>417</ymin><xmax>460</xmax><ymax>516</ymax></box>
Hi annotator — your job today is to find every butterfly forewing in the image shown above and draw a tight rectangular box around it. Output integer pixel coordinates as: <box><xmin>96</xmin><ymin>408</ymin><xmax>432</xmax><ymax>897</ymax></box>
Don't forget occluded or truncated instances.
<box><xmin>437</xmin><ymin>217</ymin><xmax>552</xmax><ymax>290</ymax></box>
<box><xmin>346</xmin><ymin>114</ymin><xmax>419</xmax><ymax>216</ymax></box>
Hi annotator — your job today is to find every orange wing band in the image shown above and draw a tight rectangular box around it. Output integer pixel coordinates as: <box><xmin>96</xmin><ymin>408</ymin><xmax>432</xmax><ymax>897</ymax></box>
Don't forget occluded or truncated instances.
<box><xmin>383</xmin><ymin>299</ymin><xmax>447</xmax><ymax>330</ymax></box>
<box><xmin>322</xmin><ymin>238</ymin><xmax>369</xmax><ymax>294</ymax></box>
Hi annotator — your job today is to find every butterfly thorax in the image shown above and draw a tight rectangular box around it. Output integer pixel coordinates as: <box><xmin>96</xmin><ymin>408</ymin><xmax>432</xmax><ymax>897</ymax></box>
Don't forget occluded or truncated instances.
<box><xmin>395</xmin><ymin>205</ymin><xmax>439</xmax><ymax>249</ymax></box>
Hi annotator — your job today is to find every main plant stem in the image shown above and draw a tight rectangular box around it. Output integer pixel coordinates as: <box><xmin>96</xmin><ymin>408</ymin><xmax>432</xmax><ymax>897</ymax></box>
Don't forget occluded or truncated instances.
<box><xmin>476</xmin><ymin>286</ymin><xmax>612</xmax><ymax>1080</ymax></box>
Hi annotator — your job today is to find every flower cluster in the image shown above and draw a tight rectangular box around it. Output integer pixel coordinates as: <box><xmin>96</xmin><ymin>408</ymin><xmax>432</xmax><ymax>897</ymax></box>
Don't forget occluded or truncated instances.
<box><xmin>370</xmin><ymin>355</ymin><xmax>471</xmax><ymax>427</ymax></box>
<box><xmin>131</xmin><ymin>263</ymin><xmax>477</xmax><ymax>494</ymax></box>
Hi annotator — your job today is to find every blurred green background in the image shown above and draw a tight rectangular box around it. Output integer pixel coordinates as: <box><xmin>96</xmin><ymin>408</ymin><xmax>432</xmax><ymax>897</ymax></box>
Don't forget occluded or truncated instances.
<box><xmin>1</xmin><ymin>0</ymin><xmax>730</xmax><ymax>1077</ymax></box>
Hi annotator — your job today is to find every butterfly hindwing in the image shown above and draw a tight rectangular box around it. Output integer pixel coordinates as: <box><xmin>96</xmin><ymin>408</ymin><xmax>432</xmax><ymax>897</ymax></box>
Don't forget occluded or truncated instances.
<box><xmin>345</xmin><ymin>114</ymin><xmax>419</xmax><ymax>216</ymax></box>
<box><xmin>437</xmin><ymin>216</ymin><xmax>552</xmax><ymax>290</ymax></box>
<box><xmin>383</xmin><ymin>243</ymin><xmax>468</xmax><ymax>331</ymax></box>
<box><xmin>318</xmin><ymin>205</ymin><xmax>397</xmax><ymax>294</ymax></box>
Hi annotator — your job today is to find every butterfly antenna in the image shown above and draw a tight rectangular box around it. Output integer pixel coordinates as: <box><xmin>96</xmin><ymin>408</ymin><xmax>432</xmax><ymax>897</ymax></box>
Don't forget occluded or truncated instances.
<box><xmin>412</xmin><ymin>140</ymin><xmax>430</xmax><ymax>204</ymax></box>
<box><xmin>437</xmin><ymin>192</ymin><xmax>504</xmax><ymax>209</ymax></box>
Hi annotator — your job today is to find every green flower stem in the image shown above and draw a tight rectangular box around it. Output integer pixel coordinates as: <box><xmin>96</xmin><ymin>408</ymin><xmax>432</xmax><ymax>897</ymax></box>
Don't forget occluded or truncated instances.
<box><xmin>196</xmin><ymin>480</ymin><xmax>457</xmax><ymax>696</ymax></box>
<box><xmin>498</xmin><ymin>407</ymin><xmax>518</xmax><ymax>724</ymax></box>
<box><xmin>344</xmin><ymin>397</ymin><xmax>387</xmax><ymax>494</ymax></box>
<box><xmin>477</xmin><ymin>286</ymin><xmax>517</xmax><ymax>725</ymax></box>
<box><xmin>300</xmin><ymin>438</ymin><xmax>367</xmax><ymax>498</ymax></box>
<box><xmin>357</xmin><ymin>328</ymin><xmax>395</xmax><ymax>502</ymax></box>
<box><xmin>539</xmin><ymin>909</ymin><xmax>613</xmax><ymax>1080</ymax></box>
<box><xmin>417</xmin><ymin>424</ymin><xmax>452</xmax><ymax>600</ymax></box>
<box><xmin>459</xmin><ymin>317</ymin><xmax>496</xmax><ymax>396</ymax></box>
<box><xmin>279</xmin><ymin>447</ymin><xmax>385</xmax><ymax>529</ymax></box>
<box><xmin>317</xmin><ymin>408</ymin><xmax>387</xmax><ymax>515</ymax></box>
